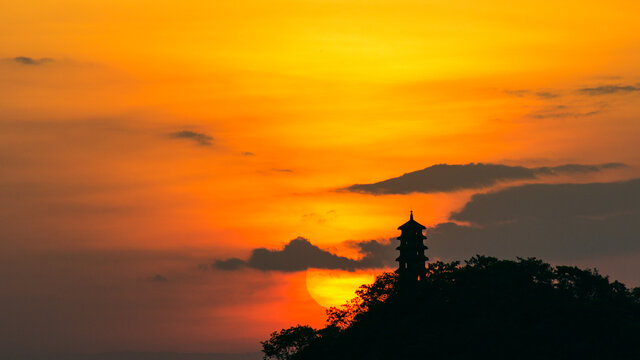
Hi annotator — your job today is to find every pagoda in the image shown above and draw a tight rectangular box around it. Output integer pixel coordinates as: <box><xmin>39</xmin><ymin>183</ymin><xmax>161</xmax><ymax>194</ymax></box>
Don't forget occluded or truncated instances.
<box><xmin>396</xmin><ymin>211</ymin><xmax>428</xmax><ymax>283</ymax></box>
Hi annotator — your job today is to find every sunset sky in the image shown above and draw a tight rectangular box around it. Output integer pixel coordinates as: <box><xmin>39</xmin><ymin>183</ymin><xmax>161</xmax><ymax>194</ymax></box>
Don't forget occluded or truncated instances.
<box><xmin>2</xmin><ymin>0</ymin><xmax>640</xmax><ymax>357</ymax></box>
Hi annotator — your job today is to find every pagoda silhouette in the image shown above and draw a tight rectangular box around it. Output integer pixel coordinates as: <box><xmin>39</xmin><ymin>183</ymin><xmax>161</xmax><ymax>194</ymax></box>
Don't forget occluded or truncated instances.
<box><xmin>395</xmin><ymin>211</ymin><xmax>428</xmax><ymax>283</ymax></box>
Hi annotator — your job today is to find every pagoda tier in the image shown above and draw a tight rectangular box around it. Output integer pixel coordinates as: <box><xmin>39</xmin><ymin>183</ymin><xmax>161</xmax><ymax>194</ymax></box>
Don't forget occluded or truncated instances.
<box><xmin>395</xmin><ymin>211</ymin><xmax>429</xmax><ymax>283</ymax></box>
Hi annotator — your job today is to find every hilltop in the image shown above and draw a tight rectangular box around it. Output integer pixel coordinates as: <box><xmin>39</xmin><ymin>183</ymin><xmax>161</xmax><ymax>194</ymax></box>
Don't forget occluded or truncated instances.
<box><xmin>262</xmin><ymin>256</ymin><xmax>640</xmax><ymax>359</ymax></box>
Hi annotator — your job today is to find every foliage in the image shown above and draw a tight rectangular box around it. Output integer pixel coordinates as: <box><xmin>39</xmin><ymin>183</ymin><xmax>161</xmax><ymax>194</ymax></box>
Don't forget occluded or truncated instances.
<box><xmin>326</xmin><ymin>271</ymin><xmax>398</xmax><ymax>329</ymax></box>
<box><xmin>262</xmin><ymin>256</ymin><xmax>640</xmax><ymax>359</ymax></box>
<box><xmin>261</xmin><ymin>325</ymin><xmax>318</xmax><ymax>360</ymax></box>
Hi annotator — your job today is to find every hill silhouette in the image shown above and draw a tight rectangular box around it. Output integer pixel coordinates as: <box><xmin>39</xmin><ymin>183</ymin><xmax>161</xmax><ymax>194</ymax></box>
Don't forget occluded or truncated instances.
<box><xmin>262</xmin><ymin>256</ymin><xmax>640</xmax><ymax>359</ymax></box>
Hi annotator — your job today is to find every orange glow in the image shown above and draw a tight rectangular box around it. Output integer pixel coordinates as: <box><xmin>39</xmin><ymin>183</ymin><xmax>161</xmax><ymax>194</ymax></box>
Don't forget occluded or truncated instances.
<box><xmin>305</xmin><ymin>269</ymin><xmax>379</xmax><ymax>308</ymax></box>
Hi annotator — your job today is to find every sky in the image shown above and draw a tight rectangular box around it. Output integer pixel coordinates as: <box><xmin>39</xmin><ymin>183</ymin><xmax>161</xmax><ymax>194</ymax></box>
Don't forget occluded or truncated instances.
<box><xmin>1</xmin><ymin>0</ymin><xmax>640</xmax><ymax>357</ymax></box>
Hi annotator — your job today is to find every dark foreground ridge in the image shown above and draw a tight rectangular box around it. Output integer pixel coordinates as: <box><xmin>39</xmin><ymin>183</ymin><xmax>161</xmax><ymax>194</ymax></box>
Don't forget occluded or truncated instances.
<box><xmin>262</xmin><ymin>256</ymin><xmax>640</xmax><ymax>359</ymax></box>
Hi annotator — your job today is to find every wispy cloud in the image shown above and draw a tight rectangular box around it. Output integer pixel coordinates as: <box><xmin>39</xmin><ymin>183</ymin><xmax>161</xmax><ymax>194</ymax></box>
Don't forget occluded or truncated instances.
<box><xmin>528</xmin><ymin>109</ymin><xmax>600</xmax><ymax>119</ymax></box>
<box><xmin>505</xmin><ymin>89</ymin><xmax>529</xmax><ymax>97</ymax></box>
<box><xmin>578</xmin><ymin>84</ymin><xmax>640</xmax><ymax>96</ymax></box>
<box><xmin>534</xmin><ymin>91</ymin><xmax>558</xmax><ymax>99</ymax></box>
<box><xmin>505</xmin><ymin>89</ymin><xmax>559</xmax><ymax>99</ymax></box>
<box><xmin>10</xmin><ymin>56</ymin><xmax>54</xmax><ymax>65</ymax></box>
<box><xmin>168</xmin><ymin>130</ymin><xmax>213</xmax><ymax>146</ymax></box>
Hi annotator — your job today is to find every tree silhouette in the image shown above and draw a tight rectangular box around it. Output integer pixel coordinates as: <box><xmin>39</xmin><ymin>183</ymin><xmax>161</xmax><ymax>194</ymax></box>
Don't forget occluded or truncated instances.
<box><xmin>263</xmin><ymin>256</ymin><xmax>640</xmax><ymax>359</ymax></box>
<box><xmin>261</xmin><ymin>325</ymin><xmax>318</xmax><ymax>360</ymax></box>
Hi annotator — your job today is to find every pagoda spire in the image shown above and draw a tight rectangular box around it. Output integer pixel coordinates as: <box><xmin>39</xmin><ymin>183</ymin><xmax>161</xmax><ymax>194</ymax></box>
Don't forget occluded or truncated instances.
<box><xmin>395</xmin><ymin>212</ymin><xmax>428</xmax><ymax>284</ymax></box>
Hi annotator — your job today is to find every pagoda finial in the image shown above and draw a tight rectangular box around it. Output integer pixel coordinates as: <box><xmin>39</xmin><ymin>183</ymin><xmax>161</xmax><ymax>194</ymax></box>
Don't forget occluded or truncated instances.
<box><xmin>410</xmin><ymin>210</ymin><xmax>413</xmax><ymax>220</ymax></box>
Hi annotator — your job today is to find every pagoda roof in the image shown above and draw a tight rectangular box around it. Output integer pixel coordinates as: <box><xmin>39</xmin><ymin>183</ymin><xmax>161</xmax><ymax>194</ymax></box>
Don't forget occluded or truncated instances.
<box><xmin>398</xmin><ymin>211</ymin><xmax>426</xmax><ymax>230</ymax></box>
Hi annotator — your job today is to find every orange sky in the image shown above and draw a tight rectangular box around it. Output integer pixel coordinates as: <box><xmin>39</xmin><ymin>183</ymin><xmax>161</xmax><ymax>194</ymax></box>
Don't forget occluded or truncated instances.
<box><xmin>1</xmin><ymin>0</ymin><xmax>640</xmax><ymax>355</ymax></box>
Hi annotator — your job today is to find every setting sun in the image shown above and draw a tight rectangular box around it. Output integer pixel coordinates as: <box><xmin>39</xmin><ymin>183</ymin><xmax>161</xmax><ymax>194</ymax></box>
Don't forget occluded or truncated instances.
<box><xmin>305</xmin><ymin>269</ymin><xmax>378</xmax><ymax>308</ymax></box>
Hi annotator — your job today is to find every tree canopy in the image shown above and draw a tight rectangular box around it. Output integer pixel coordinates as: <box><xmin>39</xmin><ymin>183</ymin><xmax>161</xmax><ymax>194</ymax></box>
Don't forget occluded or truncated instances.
<box><xmin>262</xmin><ymin>256</ymin><xmax>640</xmax><ymax>359</ymax></box>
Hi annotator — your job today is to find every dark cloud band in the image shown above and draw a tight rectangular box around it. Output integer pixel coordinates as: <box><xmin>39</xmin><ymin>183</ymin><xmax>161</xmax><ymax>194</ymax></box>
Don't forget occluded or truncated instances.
<box><xmin>344</xmin><ymin>163</ymin><xmax>625</xmax><ymax>195</ymax></box>
<box><xmin>212</xmin><ymin>237</ymin><xmax>394</xmax><ymax>272</ymax></box>
<box><xmin>431</xmin><ymin>178</ymin><xmax>640</xmax><ymax>262</ymax></box>
<box><xmin>578</xmin><ymin>85</ymin><xmax>640</xmax><ymax>96</ymax></box>
<box><xmin>214</xmin><ymin>179</ymin><xmax>640</xmax><ymax>278</ymax></box>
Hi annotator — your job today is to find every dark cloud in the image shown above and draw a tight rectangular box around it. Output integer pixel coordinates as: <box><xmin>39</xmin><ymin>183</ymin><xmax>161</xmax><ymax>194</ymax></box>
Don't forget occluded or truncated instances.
<box><xmin>148</xmin><ymin>274</ymin><xmax>168</xmax><ymax>282</ymax></box>
<box><xmin>578</xmin><ymin>85</ymin><xmax>640</xmax><ymax>96</ymax></box>
<box><xmin>538</xmin><ymin>162</ymin><xmax>623</xmax><ymax>172</ymax></box>
<box><xmin>241</xmin><ymin>152</ymin><xmax>256</xmax><ymax>156</ymax></box>
<box><xmin>211</xmin><ymin>179</ymin><xmax>640</xmax><ymax>282</ymax></box>
<box><xmin>272</xmin><ymin>168</ymin><xmax>293</xmax><ymax>173</ymax></box>
<box><xmin>213</xmin><ymin>237</ymin><xmax>394</xmax><ymax>272</ymax></box>
<box><xmin>350</xmin><ymin>239</ymin><xmax>396</xmax><ymax>268</ymax></box>
<box><xmin>169</xmin><ymin>130</ymin><xmax>213</xmax><ymax>146</ymax></box>
<box><xmin>526</xmin><ymin>104</ymin><xmax>601</xmax><ymax>120</ymax></box>
<box><xmin>11</xmin><ymin>56</ymin><xmax>54</xmax><ymax>65</ymax></box>
<box><xmin>213</xmin><ymin>258</ymin><xmax>246</xmax><ymax>270</ymax></box>
<box><xmin>528</xmin><ymin>110</ymin><xmax>600</xmax><ymax>119</ymax></box>
<box><xmin>429</xmin><ymin>179</ymin><xmax>640</xmax><ymax>262</ymax></box>
<box><xmin>534</xmin><ymin>91</ymin><xmax>558</xmax><ymax>99</ymax></box>
<box><xmin>449</xmin><ymin>178</ymin><xmax>639</xmax><ymax>225</ymax></box>
<box><xmin>344</xmin><ymin>163</ymin><xmax>625</xmax><ymax>195</ymax></box>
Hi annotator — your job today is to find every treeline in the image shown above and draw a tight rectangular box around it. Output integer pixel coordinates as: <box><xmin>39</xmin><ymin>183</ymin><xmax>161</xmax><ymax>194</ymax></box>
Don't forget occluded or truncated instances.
<box><xmin>262</xmin><ymin>256</ymin><xmax>640</xmax><ymax>359</ymax></box>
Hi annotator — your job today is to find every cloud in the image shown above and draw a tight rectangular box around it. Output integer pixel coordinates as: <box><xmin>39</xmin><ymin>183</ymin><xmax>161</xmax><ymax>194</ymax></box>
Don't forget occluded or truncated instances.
<box><xmin>505</xmin><ymin>89</ymin><xmax>529</xmax><ymax>97</ymax></box>
<box><xmin>449</xmin><ymin>178</ymin><xmax>639</xmax><ymax>225</ymax></box>
<box><xmin>212</xmin><ymin>179</ymin><xmax>640</xmax><ymax>280</ymax></box>
<box><xmin>528</xmin><ymin>111</ymin><xmax>600</xmax><ymax>119</ymax></box>
<box><xmin>428</xmin><ymin>178</ymin><xmax>640</xmax><ymax>262</ymax></box>
<box><xmin>344</xmin><ymin>163</ymin><xmax>625</xmax><ymax>195</ymax></box>
<box><xmin>241</xmin><ymin>152</ymin><xmax>256</xmax><ymax>156</ymax></box>
<box><xmin>148</xmin><ymin>274</ymin><xmax>168</xmax><ymax>282</ymax></box>
<box><xmin>350</xmin><ymin>239</ymin><xmax>396</xmax><ymax>268</ymax></box>
<box><xmin>578</xmin><ymin>85</ymin><xmax>640</xmax><ymax>96</ymax></box>
<box><xmin>527</xmin><ymin>105</ymin><xmax>600</xmax><ymax>119</ymax></box>
<box><xmin>213</xmin><ymin>237</ymin><xmax>394</xmax><ymax>272</ymax></box>
<box><xmin>213</xmin><ymin>258</ymin><xmax>246</xmax><ymax>270</ymax></box>
<box><xmin>301</xmin><ymin>210</ymin><xmax>337</xmax><ymax>224</ymax></box>
<box><xmin>534</xmin><ymin>91</ymin><xmax>558</xmax><ymax>99</ymax></box>
<box><xmin>168</xmin><ymin>130</ymin><xmax>213</xmax><ymax>146</ymax></box>
<box><xmin>505</xmin><ymin>90</ymin><xmax>559</xmax><ymax>99</ymax></box>
<box><xmin>10</xmin><ymin>56</ymin><xmax>54</xmax><ymax>65</ymax></box>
